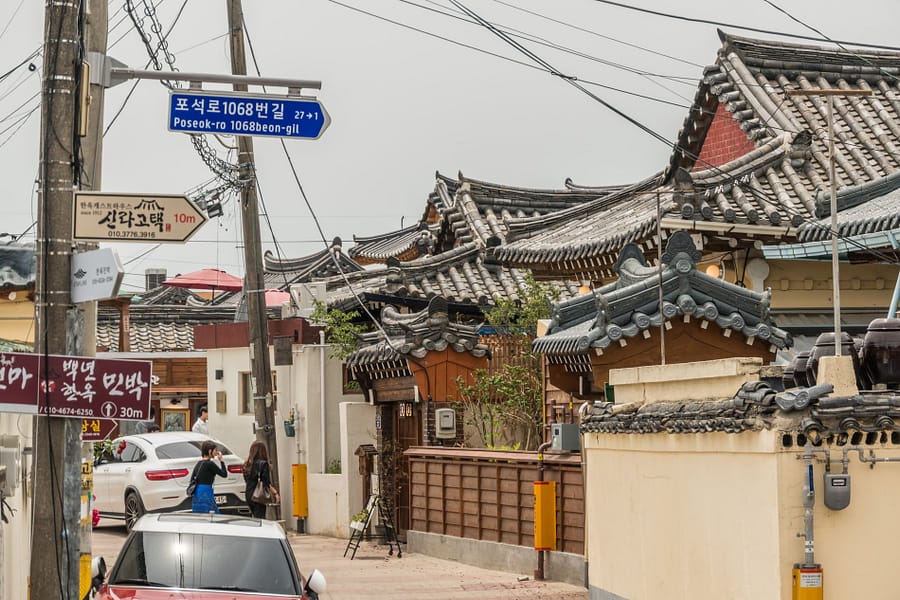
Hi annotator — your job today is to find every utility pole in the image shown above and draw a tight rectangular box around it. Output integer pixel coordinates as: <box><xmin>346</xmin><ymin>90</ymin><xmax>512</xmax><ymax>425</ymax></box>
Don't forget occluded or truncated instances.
<box><xmin>787</xmin><ymin>88</ymin><xmax>872</xmax><ymax>356</ymax></box>
<box><xmin>226</xmin><ymin>0</ymin><xmax>280</xmax><ymax>483</ymax></box>
<box><xmin>77</xmin><ymin>1</ymin><xmax>108</xmax><ymax>597</ymax></box>
<box><xmin>31</xmin><ymin>0</ymin><xmax>81</xmax><ymax>597</ymax></box>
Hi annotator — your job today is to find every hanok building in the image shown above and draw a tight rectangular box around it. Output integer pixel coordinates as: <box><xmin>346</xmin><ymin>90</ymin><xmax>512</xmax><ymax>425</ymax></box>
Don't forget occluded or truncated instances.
<box><xmin>493</xmin><ymin>32</ymin><xmax>900</xmax><ymax>349</ymax></box>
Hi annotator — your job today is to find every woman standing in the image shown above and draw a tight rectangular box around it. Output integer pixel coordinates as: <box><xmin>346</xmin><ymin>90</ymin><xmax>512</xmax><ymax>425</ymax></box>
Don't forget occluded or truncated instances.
<box><xmin>191</xmin><ymin>441</ymin><xmax>228</xmax><ymax>514</ymax></box>
<box><xmin>243</xmin><ymin>441</ymin><xmax>279</xmax><ymax>518</ymax></box>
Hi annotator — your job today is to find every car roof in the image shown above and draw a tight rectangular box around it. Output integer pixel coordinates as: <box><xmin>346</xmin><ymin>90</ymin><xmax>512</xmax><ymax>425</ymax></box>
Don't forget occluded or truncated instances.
<box><xmin>133</xmin><ymin>513</ymin><xmax>286</xmax><ymax>539</ymax></box>
<box><xmin>123</xmin><ymin>431</ymin><xmax>213</xmax><ymax>444</ymax></box>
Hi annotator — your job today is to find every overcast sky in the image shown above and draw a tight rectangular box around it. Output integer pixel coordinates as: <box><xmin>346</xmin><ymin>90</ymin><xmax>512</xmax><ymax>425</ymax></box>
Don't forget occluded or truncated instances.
<box><xmin>2</xmin><ymin>0</ymin><xmax>898</xmax><ymax>292</ymax></box>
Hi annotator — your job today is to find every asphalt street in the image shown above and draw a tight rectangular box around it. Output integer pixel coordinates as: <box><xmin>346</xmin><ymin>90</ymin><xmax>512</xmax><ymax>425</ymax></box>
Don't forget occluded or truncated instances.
<box><xmin>92</xmin><ymin>522</ymin><xmax>589</xmax><ymax>600</ymax></box>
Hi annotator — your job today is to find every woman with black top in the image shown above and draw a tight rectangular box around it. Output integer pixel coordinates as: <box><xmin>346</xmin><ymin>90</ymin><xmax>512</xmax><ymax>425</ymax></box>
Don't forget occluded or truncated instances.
<box><xmin>191</xmin><ymin>441</ymin><xmax>228</xmax><ymax>514</ymax></box>
<box><xmin>243</xmin><ymin>441</ymin><xmax>279</xmax><ymax>518</ymax></box>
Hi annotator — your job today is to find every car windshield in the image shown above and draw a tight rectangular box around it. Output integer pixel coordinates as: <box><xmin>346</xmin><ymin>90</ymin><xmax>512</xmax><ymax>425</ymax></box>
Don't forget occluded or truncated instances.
<box><xmin>155</xmin><ymin>441</ymin><xmax>233</xmax><ymax>460</ymax></box>
<box><xmin>109</xmin><ymin>531</ymin><xmax>300</xmax><ymax>594</ymax></box>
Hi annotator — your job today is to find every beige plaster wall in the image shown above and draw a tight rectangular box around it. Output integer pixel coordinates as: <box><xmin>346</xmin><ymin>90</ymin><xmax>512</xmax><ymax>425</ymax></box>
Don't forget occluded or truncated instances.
<box><xmin>585</xmin><ymin>429</ymin><xmax>900</xmax><ymax>600</ymax></box>
<box><xmin>584</xmin><ymin>430</ymin><xmax>783</xmax><ymax>600</ymax></box>
<box><xmin>0</xmin><ymin>297</ymin><xmax>35</xmax><ymax>343</ymax></box>
<box><xmin>609</xmin><ymin>357</ymin><xmax>763</xmax><ymax>404</ymax></box>
<box><xmin>759</xmin><ymin>260</ymin><xmax>897</xmax><ymax>310</ymax></box>
<box><xmin>775</xmin><ymin>443</ymin><xmax>900</xmax><ymax>600</ymax></box>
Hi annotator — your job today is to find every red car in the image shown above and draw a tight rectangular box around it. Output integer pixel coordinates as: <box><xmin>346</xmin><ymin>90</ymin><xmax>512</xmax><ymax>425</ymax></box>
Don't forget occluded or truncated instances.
<box><xmin>94</xmin><ymin>513</ymin><xmax>326</xmax><ymax>599</ymax></box>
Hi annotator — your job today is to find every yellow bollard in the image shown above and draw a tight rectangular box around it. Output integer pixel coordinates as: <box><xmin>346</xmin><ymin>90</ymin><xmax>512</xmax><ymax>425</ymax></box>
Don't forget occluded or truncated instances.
<box><xmin>292</xmin><ymin>464</ymin><xmax>308</xmax><ymax>518</ymax></box>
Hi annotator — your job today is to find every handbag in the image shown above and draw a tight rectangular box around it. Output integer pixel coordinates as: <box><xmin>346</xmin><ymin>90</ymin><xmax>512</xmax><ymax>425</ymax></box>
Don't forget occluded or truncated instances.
<box><xmin>251</xmin><ymin>479</ymin><xmax>271</xmax><ymax>504</ymax></box>
<box><xmin>186</xmin><ymin>462</ymin><xmax>200</xmax><ymax>497</ymax></box>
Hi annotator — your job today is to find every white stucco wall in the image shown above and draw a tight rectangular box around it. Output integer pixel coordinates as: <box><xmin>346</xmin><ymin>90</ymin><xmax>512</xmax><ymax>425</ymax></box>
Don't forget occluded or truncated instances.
<box><xmin>204</xmin><ymin>341</ymin><xmax>375</xmax><ymax>535</ymax></box>
<box><xmin>1</xmin><ymin>414</ymin><xmax>33</xmax><ymax>600</ymax></box>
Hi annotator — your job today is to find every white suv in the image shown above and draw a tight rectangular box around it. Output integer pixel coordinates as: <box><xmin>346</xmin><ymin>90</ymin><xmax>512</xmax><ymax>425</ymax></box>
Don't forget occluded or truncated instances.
<box><xmin>94</xmin><ymin>431</ymin><xmax>247</xmax><ymax>530</ymax></box>
<box><xmin>96</xmin><ymin>513</ymin><xmax>326</xmax><ymax>599</ymax></box>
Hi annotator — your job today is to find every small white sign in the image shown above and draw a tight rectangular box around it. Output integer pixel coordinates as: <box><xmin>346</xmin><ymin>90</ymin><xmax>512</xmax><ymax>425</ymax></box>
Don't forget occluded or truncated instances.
<box><xmin>71</xmin><ymin>248</ymin><xmax>124</xmax><ymax>303</ymax></box>
<box><xmin>799</xmin><ymin>571</ymin><xmax>822</xmax><ymax>588</ymax></box>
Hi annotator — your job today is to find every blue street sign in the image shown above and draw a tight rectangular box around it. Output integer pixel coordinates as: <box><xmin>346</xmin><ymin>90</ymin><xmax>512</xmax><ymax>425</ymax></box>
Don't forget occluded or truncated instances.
<box><xmin>168</xmin><ymin>91</ymin><xmax>330</xmax><ymax>139</ymax></box>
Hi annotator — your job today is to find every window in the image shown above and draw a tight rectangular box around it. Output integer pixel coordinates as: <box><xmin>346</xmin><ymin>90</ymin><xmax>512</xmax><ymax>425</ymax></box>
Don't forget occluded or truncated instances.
<box><xmin>110</xmin><ymin>531</ymin><xmax>301</xmax><ymax>595</ymax></box>
<box><xmin>240</xmin><ymin>372</ymin><xmax>253</xmax><ymax>415</ymax></box>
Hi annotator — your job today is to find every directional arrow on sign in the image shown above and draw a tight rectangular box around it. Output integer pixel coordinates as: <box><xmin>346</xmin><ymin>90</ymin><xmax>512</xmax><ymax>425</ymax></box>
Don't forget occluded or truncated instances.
<box><xmin>73</xmin><ymin>192</ymin><xmax>208</xmax><ymax>243</ymax></box>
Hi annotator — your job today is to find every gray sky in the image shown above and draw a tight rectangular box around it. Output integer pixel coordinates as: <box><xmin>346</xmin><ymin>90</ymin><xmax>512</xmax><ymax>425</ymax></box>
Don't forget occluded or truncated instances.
<box><xmin>2</xmin><ymin>0</ymin><xmax>898</xmax><ymax>292</ymax></box>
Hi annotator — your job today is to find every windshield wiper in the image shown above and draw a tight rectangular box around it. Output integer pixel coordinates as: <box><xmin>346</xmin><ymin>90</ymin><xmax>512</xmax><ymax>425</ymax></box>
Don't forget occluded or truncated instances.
<box><xmin>109</xmin><ymin>578</ymin><xmax>172</xmax><ymax>587</ymax></box>
<box><xmin>199</xmin><ymin>585</ymin><xmax>259</xmax><ymax>592</ymax></box>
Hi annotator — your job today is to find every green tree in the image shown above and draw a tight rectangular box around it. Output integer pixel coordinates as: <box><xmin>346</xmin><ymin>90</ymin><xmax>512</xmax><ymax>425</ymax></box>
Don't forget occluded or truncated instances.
<box><xmin>456</xmin><ymin>275</ymin><xmax>558</xmax><ymax>450</ymax></box>
<box><xmin>308</xmin><ymin>301</ymin><xmax>366</xmax><ymax>360</ymax></box>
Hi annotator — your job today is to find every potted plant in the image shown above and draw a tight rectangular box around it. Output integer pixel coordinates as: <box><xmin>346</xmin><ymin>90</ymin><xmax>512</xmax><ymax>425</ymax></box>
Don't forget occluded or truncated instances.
<box><xmin>350</xmin><ymin>510</ymin><xmax>368</xmax><ymax>531</ymax></box>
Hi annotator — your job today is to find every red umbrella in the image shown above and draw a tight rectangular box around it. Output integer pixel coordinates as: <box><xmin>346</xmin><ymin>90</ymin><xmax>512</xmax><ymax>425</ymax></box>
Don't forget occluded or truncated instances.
<box><xmin>162</xmin><ymin>268</ymin><xmax>243</xmax><ymax>292</ymax></box>
<box><xmin>264</xmin><ymin>289</ymin><xmax>291</xmax><ymax>307</ymax></box>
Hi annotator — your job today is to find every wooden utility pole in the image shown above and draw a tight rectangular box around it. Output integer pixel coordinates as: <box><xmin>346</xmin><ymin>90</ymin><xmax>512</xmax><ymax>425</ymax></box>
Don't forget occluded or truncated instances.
<box><xmin>786</xmin><ymin>88</ymin><xmax>872</xmax><ymax>356</ymax></box>
<box><xmin>31</xmin><ymin>0</ymin><xmax>82</xmax><ymax>597</ymax></box>
<box><xmin>226</xmin><ymin>0</ymin><xmax>280</xmax><ymax>483</ymax></box>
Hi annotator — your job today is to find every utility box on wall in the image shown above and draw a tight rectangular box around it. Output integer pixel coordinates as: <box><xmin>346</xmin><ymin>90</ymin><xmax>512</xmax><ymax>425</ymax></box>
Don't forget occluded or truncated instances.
<box><xmin>551</xmin><ymin>423</ymin><xmax>580</xmax><ymax>452</ymax></box>
<box><xmin>434</xmin><ymin>408</ymin><xmax>456</xmax><ymax>439</ymax></box>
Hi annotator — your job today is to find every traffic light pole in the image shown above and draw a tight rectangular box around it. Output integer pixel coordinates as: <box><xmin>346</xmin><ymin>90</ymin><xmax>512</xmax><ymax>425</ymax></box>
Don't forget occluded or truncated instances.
<box><xmin>226</xmin><ymin>0</ymin><xmax>280</xmax><ymax>484</ymax></box>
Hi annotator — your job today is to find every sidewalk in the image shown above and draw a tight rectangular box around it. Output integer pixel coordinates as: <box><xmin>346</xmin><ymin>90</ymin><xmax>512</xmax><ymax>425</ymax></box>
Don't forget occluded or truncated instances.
<box><xmin>92</xmin><ymin>524</ymin><xmax>589</xmax><ymax>600</ymax></box>
<box><xmin>289</xmin><ymin>533</ymin><xmax>589</xmax><ymax>600</ymax></box>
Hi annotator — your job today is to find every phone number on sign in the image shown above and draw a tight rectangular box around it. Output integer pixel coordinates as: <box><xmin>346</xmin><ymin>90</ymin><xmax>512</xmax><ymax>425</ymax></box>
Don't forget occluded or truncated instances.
<box><xmin>40</xmin><ymin>406</ymin><xmax>95</xmax><ymax>417</ymax></box>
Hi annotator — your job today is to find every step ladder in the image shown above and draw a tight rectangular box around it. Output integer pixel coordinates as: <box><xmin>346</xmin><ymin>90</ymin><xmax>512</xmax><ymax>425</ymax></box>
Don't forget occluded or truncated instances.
<box><xmin>343</xmin><ymin>494</ymin><xmax>402</xmax><ymax>559</ymax></box>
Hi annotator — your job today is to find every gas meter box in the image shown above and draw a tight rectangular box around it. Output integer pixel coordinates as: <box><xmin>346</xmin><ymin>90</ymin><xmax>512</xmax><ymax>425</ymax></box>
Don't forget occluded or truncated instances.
<box><xmin>823</xmin><ymin>473</ymin><xmax>851</xmax><ymax>510</ymax></box>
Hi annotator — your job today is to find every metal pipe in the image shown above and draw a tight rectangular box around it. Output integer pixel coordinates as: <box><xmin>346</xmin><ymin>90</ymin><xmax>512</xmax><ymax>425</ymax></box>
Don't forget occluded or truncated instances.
<box><xmin>798</xmin><ymin>444</ymin><xmax>816</xmax><ymax>565</ymax></box>
<box><xmin>535</xmin><ymin>440</ymin><xmax>553</xmax><ymax>582</ymax></box>
<box><xmin>889</xmin><ymin>271</ymin><xmax>900</xmax><ymax>318</ymax></box>
<box><xmin>843</xmin><ymin>445</ymin><xmax>900</xmax><ymax>468</ymax></box>
<box><xmin>320</xmin><ymin>330</ymin><xmax>326</xmax><ymax>474</ymax></box>
<box><xmin>109</xmin><ymin>67</ymin><xmax>321</xmax><ymax>91</ymax></box>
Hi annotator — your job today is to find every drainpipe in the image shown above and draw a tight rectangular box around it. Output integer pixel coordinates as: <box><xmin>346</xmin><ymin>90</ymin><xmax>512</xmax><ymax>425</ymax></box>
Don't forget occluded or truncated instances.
<box><xmin>320</xmin><ymin>330</ymin><xmax>326</xmax><ymax>474</ymax></box>
<box><xmin>889</xmin><ymin>272</ymin><xmax>900</xmax><ymax>318</ymax></box>
<box><xmin>798</xmin><ymin>444</ymin><xmax>816</xmax><ymax>565</ymax></box>
<box><xmin>535</xmin><ymin>440</ymin><xmax>553</xmax><ymax>582</ymax></box>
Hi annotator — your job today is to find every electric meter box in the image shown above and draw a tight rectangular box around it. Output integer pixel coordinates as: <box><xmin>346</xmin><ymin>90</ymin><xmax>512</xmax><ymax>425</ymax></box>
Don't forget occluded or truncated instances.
<box><xmin>434</xmin><ymin>408</ymin><xmax>456</xmax><ymax>439</ymax></box>
<box><xmin>824</xmin><ymin>473</ymin><xmax>851</xmax><ymax>510</ymax></box>
<box><xmin>551</xmin><ymin>423</ymin><xmax>580</xmax><ymax>452</ymax></box>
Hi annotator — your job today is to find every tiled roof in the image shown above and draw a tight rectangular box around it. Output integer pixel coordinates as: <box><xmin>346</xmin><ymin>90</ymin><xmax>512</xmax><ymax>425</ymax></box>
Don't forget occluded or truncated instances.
<box><xmin>347</xmin><ymin>296</ymin><xmax>490</xmax><ymax>378</ymax></box>
<box><xmin>350</xmin><ymin>223</ymin><xmax>440</xmax><ymax>265</ymax></box>
<box><xmin>494</xmin><ymin>32</ymin><xmax>900</xmax><ymax>279</ymax></box>
<box><xmin>97</xmin><ymin>305</ymin><xmax>236</xmax><ymax>352</ymax></box>
<box><xmin>213</xmin><ymin>239</ymin><xmax>362</xmax><ymax>308</ymax></box>
<box><xmin>582</xmin><ymin>380</ymin><xmax>900</xmax><ymax>437</ymax></box>
<box><xmin>319</xmin><ymin>242</ymin><xmax>580</xmax><ymax>312</ymax></box>
<box><xmin>533</xmin><ymin>231</ymin><xmax>792</xmax><ymax>358</ymax></box>
<box><xmin>796</xmin><ymin>173</ymin><xmax>900</xmax><ymax>242</ymax></box>
<box><xmin>0</xmin><ymin>243</ymin><xmax>36</xmax><ymax>290</ymax></box>
<box><xmin>134</xmin><ymin>284</ymin><xmax>208</xmax><ymax>306</ymax></box>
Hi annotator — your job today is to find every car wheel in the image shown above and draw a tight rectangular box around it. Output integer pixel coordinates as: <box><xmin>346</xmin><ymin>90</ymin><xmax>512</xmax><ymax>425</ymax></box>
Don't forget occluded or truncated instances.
<box><xmin>124</xmin><ymin>491</ymin><xmax>145</xmax><ymax>532</ymax></box>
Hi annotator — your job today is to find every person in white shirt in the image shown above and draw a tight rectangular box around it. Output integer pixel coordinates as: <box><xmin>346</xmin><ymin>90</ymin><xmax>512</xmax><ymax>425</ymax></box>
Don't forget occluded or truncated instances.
<box><xmin>192</xmin><ymin>407</ymin><xmax>209</xmax><ymax>435</ymax></box>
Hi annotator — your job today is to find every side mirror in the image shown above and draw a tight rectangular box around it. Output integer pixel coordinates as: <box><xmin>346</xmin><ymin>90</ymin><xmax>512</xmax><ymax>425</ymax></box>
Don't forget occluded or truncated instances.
<box><xmin>305</xmin><ymin>569</ymin><xmax>326</xmax><ymax>597</ymax></box>
<box><xmin>91</xmin><ymin>555</ymin><xmax>107</xmax><ymax>592</ymax></box>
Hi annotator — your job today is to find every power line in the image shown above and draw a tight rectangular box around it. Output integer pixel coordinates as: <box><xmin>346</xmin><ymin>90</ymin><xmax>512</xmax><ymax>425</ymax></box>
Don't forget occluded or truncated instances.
<box><xmin>590</xmin><ymin>0</ymin><xmax>900</xmax><ymax>51</ymax></box>
<box><xmin>449</xmin><ymin>0</ymin><xmax>899</xmax><ymax>266</ymax></box>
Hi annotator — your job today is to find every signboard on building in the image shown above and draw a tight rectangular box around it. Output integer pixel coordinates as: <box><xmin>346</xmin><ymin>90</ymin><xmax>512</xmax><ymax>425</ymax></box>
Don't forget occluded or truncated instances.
<box><xmin>0</xmin><ymin>352</ymin><xmax>152</xmax><ymax>420</ymax></box>
<box><xmin>73</xmin><ymin>192</ymin><xmax>207</xmax><ymax>243</ymax></box>
<box><xmin>71</xmin><ymin>248</ymin><xmax>125</xmax><ymax>303</ymax></box>
<box><xmin>168</xmin><ymin>91</ymin><xmax>330</xmax><ymax>139</ymax></box>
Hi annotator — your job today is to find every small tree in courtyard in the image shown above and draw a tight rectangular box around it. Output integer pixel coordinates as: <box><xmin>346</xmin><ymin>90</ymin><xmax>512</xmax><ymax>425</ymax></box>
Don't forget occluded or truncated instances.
<box><xmin>455</xmin><ymin>274</ymin><xmax>557</xmax><ymax>451</ymax></box>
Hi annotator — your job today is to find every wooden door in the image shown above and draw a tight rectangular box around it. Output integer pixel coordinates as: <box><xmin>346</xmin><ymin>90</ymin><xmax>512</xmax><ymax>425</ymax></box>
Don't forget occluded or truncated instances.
<box><xmin>393</xmin><ymin>401</ymin><xmax>420</xmax><ymax>540</ymax></box>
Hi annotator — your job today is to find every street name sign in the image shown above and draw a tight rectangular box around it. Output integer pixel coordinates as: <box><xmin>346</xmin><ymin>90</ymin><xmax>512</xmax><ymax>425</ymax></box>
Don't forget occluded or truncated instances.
<box><xmin>168</xmin><ymin>91</ymin><xmax>330</xmax><ymax>139</ymax></box>
<box><xmin>0</xmin><ymin>352</ymin><xmax>152</xmax><ymax>420</ymax></box>
<box><xmin>71</xmin><ymin>248</ymin><xmax>125</xmax><ymax>303</ymax></box>
<box><xmin>73</xmin><ymin>191</ymin><xmax>208</xmax><ymax>243</ymax></box>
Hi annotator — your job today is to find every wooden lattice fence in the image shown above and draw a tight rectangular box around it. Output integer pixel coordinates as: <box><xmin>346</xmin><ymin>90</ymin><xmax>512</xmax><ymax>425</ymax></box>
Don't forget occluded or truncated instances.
<box><xmin>406</xmin><ymin>447</ymin><xmax>584</xmax><ymax>555</ymax></box>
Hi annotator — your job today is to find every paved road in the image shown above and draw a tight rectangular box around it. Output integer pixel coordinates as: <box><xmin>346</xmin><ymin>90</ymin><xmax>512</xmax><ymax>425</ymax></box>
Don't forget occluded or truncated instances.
<box><xmin>92</xmin><ymin>522</ymin><xmax>588</xmax><ymax>600</ymax></box>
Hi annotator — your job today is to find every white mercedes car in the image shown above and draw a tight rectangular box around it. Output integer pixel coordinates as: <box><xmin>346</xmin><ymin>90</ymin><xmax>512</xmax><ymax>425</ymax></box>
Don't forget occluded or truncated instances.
<box><xmin>93</xmin><ymin>431</ymin><xmax>248</xmax><ymax>530</ymax></box>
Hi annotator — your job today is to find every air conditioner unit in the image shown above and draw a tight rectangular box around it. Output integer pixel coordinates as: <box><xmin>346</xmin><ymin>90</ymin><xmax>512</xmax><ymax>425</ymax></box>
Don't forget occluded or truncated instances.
<box><xmin>290</xmin><ymin>282</ymin><xmax>327</xmax><ymax>319</ymax></box>
<box><xmin>0</xmin><ymin>435</ymin><xmax>21</xmax><ymax>497</ymax></box>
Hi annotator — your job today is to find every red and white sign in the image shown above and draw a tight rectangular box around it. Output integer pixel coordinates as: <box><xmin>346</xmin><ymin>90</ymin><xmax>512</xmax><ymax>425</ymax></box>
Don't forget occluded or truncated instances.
<box><xmin>0</xmin><ymin>352</ymin><xmax>152</xmax><ymax>421</ymax></box>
